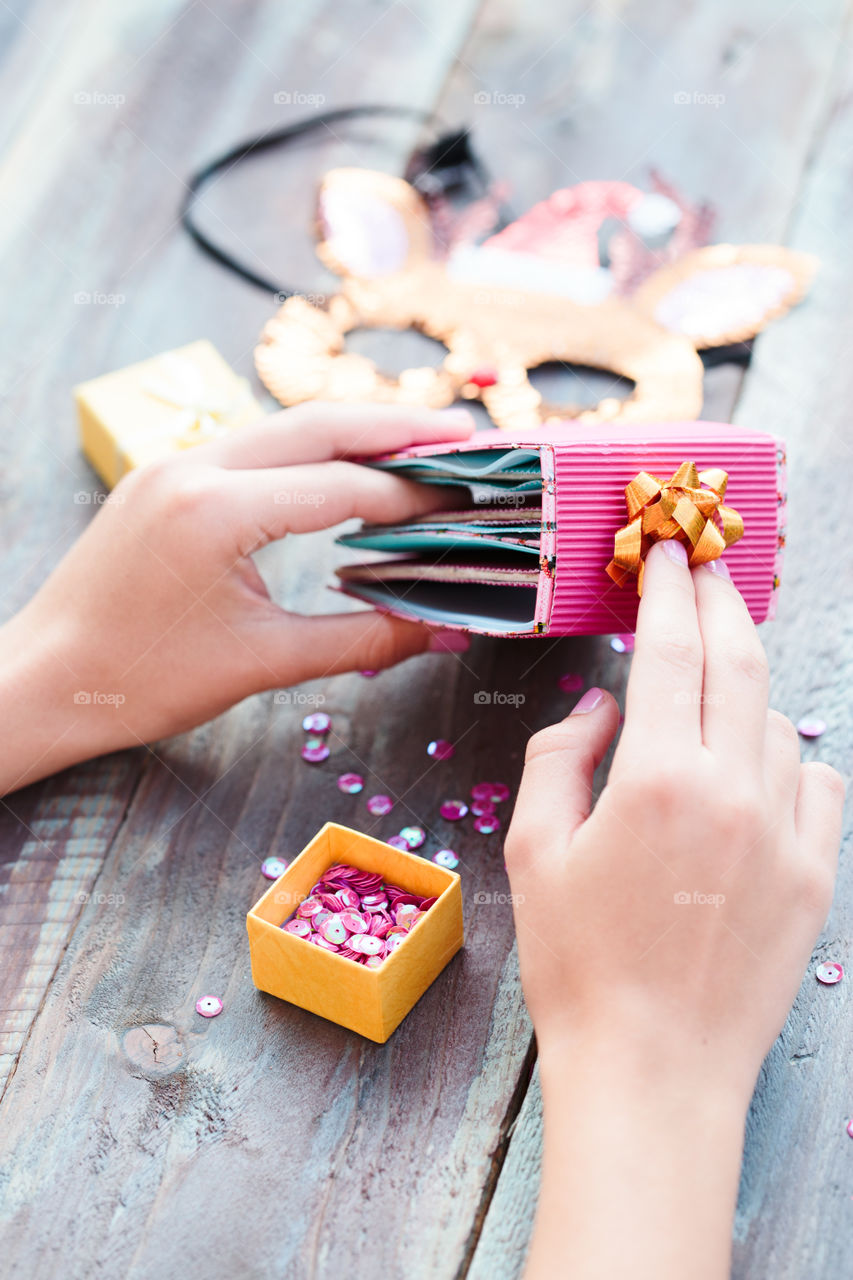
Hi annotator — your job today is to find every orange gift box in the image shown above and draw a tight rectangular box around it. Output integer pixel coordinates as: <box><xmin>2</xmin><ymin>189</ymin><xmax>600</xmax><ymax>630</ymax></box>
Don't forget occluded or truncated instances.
<box><xmin>246</xmin><ymin>823</ymin><xmax>464</xmax><ymax>1043</ymax></box>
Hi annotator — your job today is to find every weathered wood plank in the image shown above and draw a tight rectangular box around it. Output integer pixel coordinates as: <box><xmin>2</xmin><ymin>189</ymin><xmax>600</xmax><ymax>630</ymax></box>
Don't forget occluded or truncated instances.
<box><xmin>0</xmin><ymin>756</ymin><xmax>144</xmax><ymax>1093</ymax></box>
<box><xmin>0</xmin><ymin>1</ymin><xmax>558</xmax><ymax>1277</ymax></box>
<box><xmin>454</xmin><ymin>0</ymin><xmax>852</xmax><ymax>1273</ymax></box>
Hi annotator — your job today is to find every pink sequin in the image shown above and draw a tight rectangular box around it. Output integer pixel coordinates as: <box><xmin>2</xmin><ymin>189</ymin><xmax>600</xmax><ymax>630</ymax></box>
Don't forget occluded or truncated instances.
<box><xmin>261</xmin><ymin>856</ymin><xmax>288</xmax><ymax>880</ymax></box>
<box><xmin>440</xmin><ymin>800</ymin><xmax>468</xmax><ymax>821</ymax></box>
<box><xmin>367</xmin><ymin>794</ymin><xmax>394</xmax><ymax>816</ymax></box>
<box><xmin>297</xmin><ymin>896</ymin><xmax>324</xmax><ymax>919</ymax></box>
<box><xmin>278</xmin><ymin>862</ymin><xmax>437</xmax><ymax>966</ymax></box>
<box><xmin>474</xmin><ymin>813</ymin><xmax>501</xmax><ymax>835</ymax></box>
<box><xmin>337</xmin><ymin>772</ymin><xmax>364</xmax><ymax>794</ymax></box>
<box><xmin>816</xmin><ymin>961</ymin><xmax>843</xmax><ymax>985</ymax></box>
<box><xmin>283</xmin><ymin>919</ymin><xmax>311</xmax><ymax>938</ymax></box>
<box><xmin>302</xmin><ymin>742</ymin><xmax>330</xmax><ymax>764</ymax></box>
<box><xmin>797</xmin><ymin>716</ymin><xmax>827</xmax><ymax>739</ymax></box>
<box><xmin>386</xmin><ymin>835</ymin><xmax>409</xmax><ymax>850</ymax></box>
<box><xmin>610</xmin><ymin>634</ymin><xmax>635</xmax><ymax>653</ymax></box>
<box><xmin>195</xmin><ymin>995</ymin><xmax>223</xmax><ymax>1018</ymax></box>
<box><xmin>434</xmin><ymin>849</ymin><xmax>459</xmax><ymax>870</ymax></box>
<box><xmin>302</xmin><ymin>712</ymin><xmax>331</xmax><ymax>734</ymax></box>
<box><xmin>340</xmin><ymin>909</ymin><xmax>369</xmax><ymax>934</ymax></box>
<box><xmin>471</xmin><ymin>800</ymin><xmax>496</xmax><ymax>817</ymax></box>
<box><xmin>471</xmin><ymin>782</ymin><xmax>510</xmax><ymax>804</ymax></box>
<box><xmin>558</xmin><ymin>672</ymin><xmax>584</xmax><ymax>693</ymax></box>
<box><xmin>427</xmin><ymin>739</ymin><xmax>455</xmax><ymax>760</ymax></box>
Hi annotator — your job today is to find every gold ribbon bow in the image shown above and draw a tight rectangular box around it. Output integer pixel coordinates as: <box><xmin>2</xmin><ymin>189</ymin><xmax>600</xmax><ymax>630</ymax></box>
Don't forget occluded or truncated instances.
<box><xmin>606</xmin><ymin>461</ymin><xmax>744</xmax><ymax>595</ymax></box>
<box><xmin>143</xmin><ymin>355</ymin><xmax>254</xmax><ymax>448</ymax></box>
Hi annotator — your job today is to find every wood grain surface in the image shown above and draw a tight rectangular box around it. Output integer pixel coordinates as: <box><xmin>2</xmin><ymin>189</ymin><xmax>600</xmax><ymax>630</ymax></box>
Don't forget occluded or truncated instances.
<box><xmin>0</xmin><ymin>1</ymin><xmax>850</xmax><ymax>1277</ymax></box>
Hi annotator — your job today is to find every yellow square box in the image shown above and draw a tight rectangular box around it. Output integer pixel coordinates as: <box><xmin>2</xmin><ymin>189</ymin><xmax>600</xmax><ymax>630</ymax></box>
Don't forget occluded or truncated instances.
<box><xmin>75</xmin><ymin>339</ymin><xmax>264</xmax><ymax>489</ymax></box>
<box><xmin>247</xmin><ymin>823</ymin><xmax>464</xmax><ymax>1043</ymax></box>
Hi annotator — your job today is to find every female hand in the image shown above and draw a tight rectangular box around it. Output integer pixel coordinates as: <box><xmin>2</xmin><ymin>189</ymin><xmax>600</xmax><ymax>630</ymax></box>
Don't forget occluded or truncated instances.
<box><xmin>505</xmin><ymin>540</ymin><xmax>844</xmax><ymax>1280</ymax></box>
<box><xmin>0</xmin><ymin>403</ymin><xmax>474</xmax><ymax>794</ymax></box>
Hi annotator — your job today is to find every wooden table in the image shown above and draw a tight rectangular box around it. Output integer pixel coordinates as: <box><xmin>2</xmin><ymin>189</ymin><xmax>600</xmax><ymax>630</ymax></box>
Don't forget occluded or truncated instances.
<box><xmin>1</xmin><ymin>2</ymin><xmax>851</xmax><ymax>1275</ymax></box>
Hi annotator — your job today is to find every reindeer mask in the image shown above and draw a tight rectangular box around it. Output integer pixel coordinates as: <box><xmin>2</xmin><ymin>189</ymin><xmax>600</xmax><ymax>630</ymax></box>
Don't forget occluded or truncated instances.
<box><xmin>255</xmin><ymin>168</ymin><xmax>816</xmax><ymax>431</ymax></box>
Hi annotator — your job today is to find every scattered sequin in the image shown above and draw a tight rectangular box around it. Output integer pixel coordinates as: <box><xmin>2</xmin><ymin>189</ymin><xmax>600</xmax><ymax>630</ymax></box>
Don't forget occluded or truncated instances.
<box><xmin>367</xmin><ymin>794</ymin><xmax>394</xmax><ymax>816</ymax></box>
<box><xmin>387</xmin><ymin>835</ymin><xmax>410</xmax><ymax>850</ymax></box>
<box><xmin>797</xmin><ymin>716</ymin><xmax>827</xmax><ymax>739</ymax></box>
<box><xmin>360</xmin><ymin>670</ymin><xmax>378</xmax><ymax>678</ymax></box>
<box><xmin>302</xmin><ymin>742</ymin><xmax>330</xmax><ymax>764</ymax></box>
<box><xmin>434</xmin><ymin>849</ymin><xmax>459</xmax><ymax>869</ymax></box>
<box><xmin>471</xmin><ymin>800</ymin><xmax>496</xmax><ymax>817</ymax></box>
<box><xmin>302</xmin><ymin>711</ymin><xmax>331</xmax><ymax>734</ymax></box>
<box><xmin>427</xmin><ymin>739</ymin><xmax>455</xmax><ymax>760</ymax></box>
<box><xmin>558</xmin><ymin>672</ymin><xmax>584</xmax><ymax>693</ymax></box>
<box><xmin>474</xmin><ymin>813</ymin><xmax>501</xmax><ymax>835</ymax></box>
<box><xmin>399</xmin><ymin>826</ymin><xmax>426</xmax><ymax>850</ymax></box>
<box><xmin>471</xmin><ymin>781</ymin><xmax>510</xmax><ymax>804</ymax></box>
<box><xmin>337</xmin><ymin>772</ymin><xmax>364</xmax><ymax>794</ymax></box>
<box><xmin>440</xmin><ymin>800</ymin><xmax>469</xmax><ymax>821</ymax></box>
<box><xmin>610</xmin><ymin>634</ymin><xmax>635</xmax><ymax>653</ymax></box>
<box><xmin>195</xmin><ymin>995</ymin><xmax>223</xmax><ymax>1018</ymax></box>
<box><xmin>816</xmin><ymin>961</ymin><xmax>844</xmax><ymax>985</ymax></box>
<box><xmin>261</xmin><ymin>856</ymin><xmax>288</xmax><ymax>880</ymax></box>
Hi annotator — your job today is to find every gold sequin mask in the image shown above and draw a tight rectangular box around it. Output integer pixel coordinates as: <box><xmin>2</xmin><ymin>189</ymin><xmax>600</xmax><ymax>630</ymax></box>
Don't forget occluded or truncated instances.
<box><xmin>254</xmin><ymin>169</ymin><xmax>816</xmax><ymax>430</ymax></box>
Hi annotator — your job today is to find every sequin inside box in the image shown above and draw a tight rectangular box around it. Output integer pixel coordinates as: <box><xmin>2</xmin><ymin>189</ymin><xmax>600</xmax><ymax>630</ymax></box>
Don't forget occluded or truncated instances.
<box><xmin>247</xmin><ymin>823</ymin><xmax>464</xmax><ymax>1042</ymax></box>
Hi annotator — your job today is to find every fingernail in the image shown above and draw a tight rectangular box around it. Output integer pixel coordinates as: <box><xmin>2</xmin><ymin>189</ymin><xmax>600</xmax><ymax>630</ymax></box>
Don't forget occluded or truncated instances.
<box><xmin>661</xmin><ymin>539</ymin><xmax>689</xmax><ymax>567</ymax></box>
<box><xmin>703</xmin><ymin>557</ymin><xmax>731</xmax><ymax>581</ymax></box>
<box><xmin>428</xmin><ymin>630</ymin><xmax>470</xmax><ymax>653</ymax></box>
<box><xmin>571</xmin><ymin>687</ymin><xmax>605</xmax><ymax>715</ymax></box>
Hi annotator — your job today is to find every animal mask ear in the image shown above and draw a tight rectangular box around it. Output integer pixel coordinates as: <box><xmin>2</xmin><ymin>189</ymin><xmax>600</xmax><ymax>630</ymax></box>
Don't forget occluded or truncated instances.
<box><xmin>632</xmin><ymin>244</ymin><xmax>817</xmax><ymax>348</ymax></box>
<box><xmin>316</xmin><ymin>168</ymin><xmax>434</xmax><ymax>280</ymax></box>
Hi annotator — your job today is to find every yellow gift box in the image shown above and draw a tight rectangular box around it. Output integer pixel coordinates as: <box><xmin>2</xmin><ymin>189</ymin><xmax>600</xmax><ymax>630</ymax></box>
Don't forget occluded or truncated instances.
<box><xmin>74</xmin><ymin>339</ymin><xmax>264</xmax><ymax>489</ymax></box>
<box><xmin>247</xmin><ymin>822</ymin><xmax>464</xmax><ymax>1043</ymax></box>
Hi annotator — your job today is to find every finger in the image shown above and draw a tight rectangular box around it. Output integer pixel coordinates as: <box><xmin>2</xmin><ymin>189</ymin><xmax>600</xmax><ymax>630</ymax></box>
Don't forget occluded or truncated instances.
<box><xmin>794</xmin><ymin>762</ymin><xmax>845</xmax><ymax>866</ymax></box>
<box><xmin>197</xmin><ymin>403</ymin><xmax>475</xmax><ymax>470</ymax></box>
<box><xmin>764</xmin><ymin>709</ymin><xmax>801</xmax><ymax>816</ymax></box>
<box><xmin>692</xmin><ymin>559</ymin><xmax>769</xmax><ymax>773</ymax></box>
<box><xmin>612</xmin><ymin>540</ymin><xmax>702</xmax><ymax>775</ymax></box>
<box><xmin>506</xmin><ymin>689</ymin><xmax>621</xmax><ymax>874</ymax></box>
<box><xmin>226</xmin><ymin>460</ymin><xmax>468</xmax><ymax>541</ymax></box>
<box><xmin>253</xmin><ymin>610</ymin><xmax>463</xmax><ymax>684</ymax></box>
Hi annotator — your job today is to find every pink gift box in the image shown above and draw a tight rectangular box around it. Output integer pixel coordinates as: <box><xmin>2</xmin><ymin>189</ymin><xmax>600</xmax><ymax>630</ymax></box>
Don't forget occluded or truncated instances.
<box><xmin>337</xmin><ymin>421</ymin><xmax>785</xmax><ymax>638</ymax></box>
